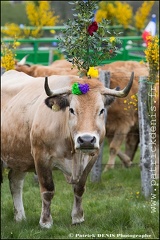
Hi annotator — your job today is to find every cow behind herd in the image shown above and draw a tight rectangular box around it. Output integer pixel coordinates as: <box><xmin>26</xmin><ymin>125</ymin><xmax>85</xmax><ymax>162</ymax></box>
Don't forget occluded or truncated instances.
<box><xmin>1</xmin><ymin>58</ymin><xmax>159</xmax><ymax>228</ymax></box>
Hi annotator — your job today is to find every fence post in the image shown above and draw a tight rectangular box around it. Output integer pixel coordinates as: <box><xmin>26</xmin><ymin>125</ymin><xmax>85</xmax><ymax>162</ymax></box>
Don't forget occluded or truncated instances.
<box><xmin>33</xmin><ymin>41</ymin><xmax>38</xmax><ymax>64</ymax></box>
<box><xmin>48</xmin><ymin>48</ymin><xmax>54</xmax><ymax>65</ymax></box>
<box><xmin>138</xmin><ymin>76</ymin><xmax>153</xmax><ymax>198</ymax></box>
<box><xmin>90</xmin><ymin>70</ymin><xmax>110</xmax><ymax>182</ymax></box>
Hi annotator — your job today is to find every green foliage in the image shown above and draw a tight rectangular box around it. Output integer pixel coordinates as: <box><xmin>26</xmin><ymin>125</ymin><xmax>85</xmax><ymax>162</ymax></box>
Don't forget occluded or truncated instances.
<box><xmin>58</xmin><ymin>0</ymin><xmax>122</xmax><ymax>76</ymax></box>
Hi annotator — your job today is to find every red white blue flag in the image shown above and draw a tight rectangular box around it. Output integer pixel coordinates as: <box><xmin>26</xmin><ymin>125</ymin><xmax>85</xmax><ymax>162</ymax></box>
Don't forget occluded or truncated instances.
<box><xmin>142</xmin><ymin>14</ymin><xmax>156</xmax><ymax>46</ymax></box>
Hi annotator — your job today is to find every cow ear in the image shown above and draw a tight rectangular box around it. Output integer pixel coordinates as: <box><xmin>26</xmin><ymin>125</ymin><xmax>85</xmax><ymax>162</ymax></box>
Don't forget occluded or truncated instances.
<box><xmin>104</xmin><ymin>95</ymin><xmax>115</xmax><ymax>107</ymax></box>
<box><xmin>44</xmin><ymin>95</ymin><xmax>70</xmax><ymax>111</ymax></box>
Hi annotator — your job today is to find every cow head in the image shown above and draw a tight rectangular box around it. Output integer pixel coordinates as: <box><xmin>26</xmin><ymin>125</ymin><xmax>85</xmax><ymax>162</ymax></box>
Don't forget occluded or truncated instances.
<box><xmin>44</xmin><ymin>73</ymin><xmax>134</xmax><ymax>155</ymax></box>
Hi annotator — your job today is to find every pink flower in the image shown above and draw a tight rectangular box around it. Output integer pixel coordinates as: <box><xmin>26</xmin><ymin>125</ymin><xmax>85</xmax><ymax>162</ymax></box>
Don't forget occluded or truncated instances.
<box><xmin>87</xmin><ymin>21</ymin><xmax>98</xmax><ymax>36</ymax></box>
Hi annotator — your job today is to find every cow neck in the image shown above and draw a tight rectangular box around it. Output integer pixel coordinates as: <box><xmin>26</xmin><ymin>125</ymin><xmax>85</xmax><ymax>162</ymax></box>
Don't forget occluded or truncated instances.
<box><xmin>70</xmin><ymin>132</ymin><xmax>75</xmax><ymax>155</ymax></box>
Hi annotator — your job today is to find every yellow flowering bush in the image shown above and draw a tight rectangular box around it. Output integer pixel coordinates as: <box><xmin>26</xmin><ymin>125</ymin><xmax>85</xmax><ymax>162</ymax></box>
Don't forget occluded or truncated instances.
<box><xmin>144</xmin><ymin>35</ymin><xmax>159</xmax><ymax>83</ymax></box>
<box><xmin>2</xmin><ymin>23</ymin><xmax>43</xmax><ymax>39</ymax></box>
<box><xmin>2</xmin><ymin>23</ymin><xmax>22</xmax><ymax>38</ymax></box>
<box><xmin>30</xmin><ymin>27</ymin><xmax>42</xmax><ymax>38</ymax></box>
<box><xmin>134</xmin><ymin>1</ymin><xmax>155</xmax><ymax>31</ymax></box>
<box><xmin>95</xmin><ymin>1</ymin><xmax>132</xmax><ymax>29</ymax></box>
<box><xmin>144</xmin><ymin>35</ymin><xmax>159</xmax><ymax>120</ymax></box>
<box><xmin>2</xmin><ymin>1</ymin><xmax>59</xmax><ymax>38</ymax></box>
<box><xmin>26</xmin><ymin>1</ymin><xmax>59</xmax><ymax>27</ymax></box>
<box><xmin>95</xmin><ymin>9</ymin><xmax>108</xmax><ymax>23</ymax></box>
<box><xmin>22</xmin><ymin>27</ymin><xmax>31</xmax><ymax>38</ymax></box>
<box><xmin>1</xmin><ymin>40</ymin><xmax>19</xmax><ymax>71</ymax></box>
<box><xmin>114</xmin><ymin>2</ymin><xmax>133</xmax><ymax>29</ymax></box>
<box><xmin>95</xmin><ymin>2</ymin><xmax>116</xmax><ymax>25</ymax></box>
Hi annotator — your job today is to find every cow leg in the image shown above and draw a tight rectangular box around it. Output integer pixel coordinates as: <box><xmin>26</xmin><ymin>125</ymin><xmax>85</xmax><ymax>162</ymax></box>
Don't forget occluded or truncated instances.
<box><xmin>104</xmin><ymin>133</ymin><xmax>130</xmax><ymax>171</ymax></box>
<box><xmin>72</xmin><ymin>183</ymin><xmax>85</xmax><ymax>225</ymax></box>
<box><xmin>8</xmin><ymin>169</ymin><xmax>26</xmax><ymax>221</ymax></box>
<box><xmin>125</xmin><ymin>127</ymin><xmax>139</xmax><ymax>161</ymax></box>
<box><xmin>35</xmin><ymin>163</ymin><xmax>54</xmax><ymax>229</ymax></box>
<box><xmin>71</xmin><ymin>154</ymin><xmax>98</xmax><ymax>225</ymax></box>
<box><xmin>117</xmin><ymin>150</ymin><xmax>132</xmax><ymax>167</ymax></box>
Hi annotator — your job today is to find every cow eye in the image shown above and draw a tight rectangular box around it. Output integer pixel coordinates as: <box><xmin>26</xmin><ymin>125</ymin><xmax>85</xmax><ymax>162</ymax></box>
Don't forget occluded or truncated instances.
<box><xmin>69</xmin><ymin>108</ymin><xmax>75</xmax><ymax>115</ymax></box>
<box><xmin>99</xmin><ymin>108</ymin><xmax>105</xmax><ymax>115</ymax></box>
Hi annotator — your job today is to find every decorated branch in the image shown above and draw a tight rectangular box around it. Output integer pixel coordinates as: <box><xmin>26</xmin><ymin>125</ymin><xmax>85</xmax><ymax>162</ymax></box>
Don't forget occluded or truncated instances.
<box><xmin>58</xmin><ymin>0</ymin><xmax>122</xmax><ymax>77</ymax></box>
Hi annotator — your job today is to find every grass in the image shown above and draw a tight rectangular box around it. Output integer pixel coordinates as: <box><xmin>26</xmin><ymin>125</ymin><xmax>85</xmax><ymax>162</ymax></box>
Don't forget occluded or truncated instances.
<box><xmin>1</xmin><ymin>141</ymin><xmax>159</xmax><ymax>239</ymax></box>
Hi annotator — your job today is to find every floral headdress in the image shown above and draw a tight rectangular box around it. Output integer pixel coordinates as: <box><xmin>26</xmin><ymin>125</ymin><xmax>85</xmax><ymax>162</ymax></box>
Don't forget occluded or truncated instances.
<box><xmin>58</xmin><ymin>0</ymin><xmax>121</xmax><ymax>78</ymax></box>
<box><xmin>72</xmin><ymin>83</ymin><xmax>90</xmax><ymax>95</ymax></box>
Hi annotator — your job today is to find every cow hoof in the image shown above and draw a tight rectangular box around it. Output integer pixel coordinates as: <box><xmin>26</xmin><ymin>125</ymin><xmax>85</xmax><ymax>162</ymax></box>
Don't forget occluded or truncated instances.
<box><xmin>72</xmin><ymin>216</ymin><xmax>84</xmax><ymax>225</ymax></box>
<box><xmin>123</xmin><ymin>161</ymin><xmax>132</xmax><ymax>168</ymax></box>
<box><xmin>39</xmin><ymin>218</ymin><xmax>53</xmax><ymax>229</ymax></box>
<box><xmin>14</xmin><ymin>212</ymin><xmax>26</xmax><ymax>222</ymax></box>
<box><xmin>103</xmin><ymin>165</ymin><xmax>114</xmax><ymax>172</ymax></box>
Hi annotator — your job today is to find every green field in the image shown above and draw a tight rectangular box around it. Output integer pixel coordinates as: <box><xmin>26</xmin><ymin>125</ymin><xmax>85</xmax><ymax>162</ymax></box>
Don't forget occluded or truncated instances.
<box><xmin>1</xmin><ymin>142</ymin><xmax>159</xmax><ymax>239</ymax></box>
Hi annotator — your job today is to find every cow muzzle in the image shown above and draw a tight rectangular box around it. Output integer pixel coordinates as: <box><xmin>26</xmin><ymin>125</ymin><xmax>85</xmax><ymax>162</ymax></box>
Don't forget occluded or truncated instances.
<box><xmin>75</xmin><ymin>134</ymin><xmax>99</xmax><ymax>153</ymax></box>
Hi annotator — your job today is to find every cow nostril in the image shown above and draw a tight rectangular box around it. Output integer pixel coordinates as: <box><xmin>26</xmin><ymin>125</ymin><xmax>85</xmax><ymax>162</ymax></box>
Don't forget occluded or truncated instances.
<box><xmin>91</xmin><ymin>136</ymin><xmax>96</xmax><ymax>144</ymax></box>
<box><xmin>77</xmin><ymin>136</ymin><xmax>84</xmax><ymax>144</ymax></box>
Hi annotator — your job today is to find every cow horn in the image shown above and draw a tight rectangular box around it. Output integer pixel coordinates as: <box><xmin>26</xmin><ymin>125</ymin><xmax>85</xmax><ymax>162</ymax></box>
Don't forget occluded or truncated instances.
<box><xmin>17</xmin><ymin>54</ymin><xmax>29</xmax><ymax>65</ymax></box>
<box><xmin>44</xmin><ymin>77</ymin><xmax>72</xmax><ymax>96</ymax></box>
<box><xmin>101</xmin><ymin>72</ymin><xmax>134</xmax><ymax>97</ymax></box>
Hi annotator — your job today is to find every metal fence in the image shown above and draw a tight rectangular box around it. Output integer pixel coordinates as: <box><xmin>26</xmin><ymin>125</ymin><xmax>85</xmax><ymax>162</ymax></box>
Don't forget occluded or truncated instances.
<box><xmin>1</xmin><ymin>26</ymin><xmax>146</xmax><ymax>65</ymax></box>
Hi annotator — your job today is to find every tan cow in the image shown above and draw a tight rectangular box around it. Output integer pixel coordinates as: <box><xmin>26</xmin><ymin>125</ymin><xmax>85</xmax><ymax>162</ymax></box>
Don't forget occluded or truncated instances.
<box><xmin>50</xmin><ymin>59</ymin><xmax>73</xmax><ymax>68</ymax></box>
<box><xmin>14</xmin><ymin>58</ymin><xmax>149</xmax><ymax>168</ymax></box>
<box><xmin>101</xmin><ymin>63</ymin><xmax>149</xmax><ymax>170</ymax></box>
<box><xmin>1</xmin><ymin>70</ymin><xmax>133</xmax><ymax>228</ymax></box>
<box><xmin>15</xmin><ymin>57</ymin><xmax>78</xmax><ymax>77</ymax></box>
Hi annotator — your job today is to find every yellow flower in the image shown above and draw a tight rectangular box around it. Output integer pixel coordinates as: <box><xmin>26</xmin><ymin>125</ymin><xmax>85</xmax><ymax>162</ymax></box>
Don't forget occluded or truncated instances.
<box><xmin>50</xmin><ymin>30</ymin><xmax>56</xmax><ymax>34</ymax></box>
<box><xmin>87</xmin><ymin>67</ymin><xmax>99</xmax><ymax>78</ymax></box>
<box><xmin>131</xmin><ymin>95</ymin><xmax>136</xmax><ymax>99</ymax></box>
<box><xmin>110</xmin><ymin>37</ymin><xmax>116</xmax><ymax>43</ymax></box>
<box><xmin>123</xmin><ymin>100</ymin><xmax>127</xmax><ymax>103</ymax></box>
<box><xmin>14</xmin><ymin>42</ymin><xmax>21</xmax><ymax>47</ymax></box>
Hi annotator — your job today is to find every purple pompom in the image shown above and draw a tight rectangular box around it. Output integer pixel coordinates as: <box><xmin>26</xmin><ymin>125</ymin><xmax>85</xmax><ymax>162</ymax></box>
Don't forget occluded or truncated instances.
<box><xmin>78</xmin><ymin>83</ymin><xmax>90</xmax><ymax>94</ymax></box>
